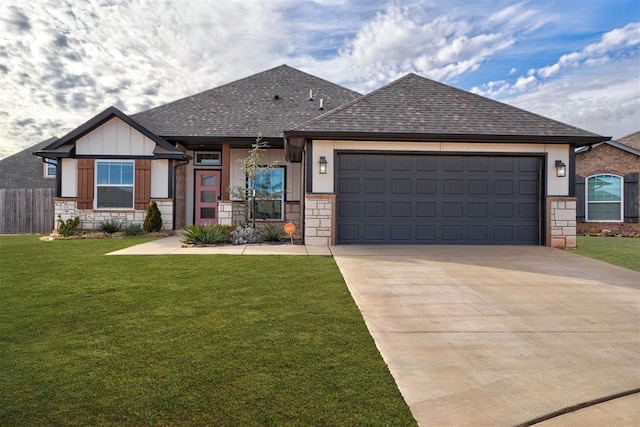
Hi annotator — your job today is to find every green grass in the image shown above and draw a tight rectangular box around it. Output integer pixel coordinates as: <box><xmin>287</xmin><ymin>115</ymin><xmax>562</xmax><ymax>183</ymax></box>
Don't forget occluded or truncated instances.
<box><xmin>0</xmin><ymin>236</ymin><xmax>415</xmax><ymax>426</ymax></box>
<box><xmin>575</xmin><ymin>236</ymin><xmax>640</xmax><ymax>272</ymax></box>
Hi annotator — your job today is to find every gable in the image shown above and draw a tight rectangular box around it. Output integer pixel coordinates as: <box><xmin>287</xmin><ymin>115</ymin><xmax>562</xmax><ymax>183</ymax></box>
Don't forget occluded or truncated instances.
<box><xmin>76</xmin><ymin>117</ymin><xmax>156</xmax><ymax>156</ymax></box>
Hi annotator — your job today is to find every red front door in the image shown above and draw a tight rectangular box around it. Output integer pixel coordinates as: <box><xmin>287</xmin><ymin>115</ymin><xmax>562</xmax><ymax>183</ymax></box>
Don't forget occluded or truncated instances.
<box><xmin>195</xmin><ymin>170</ymin><xmax>221</xmax><ymax>225</ymax></box>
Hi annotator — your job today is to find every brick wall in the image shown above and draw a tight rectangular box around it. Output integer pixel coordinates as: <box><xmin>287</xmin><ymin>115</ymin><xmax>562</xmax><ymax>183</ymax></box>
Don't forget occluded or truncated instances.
<box><xmin>576</xmin><ymin>144</ymin><xmax>640</xmax><ymax>235</ymax></box>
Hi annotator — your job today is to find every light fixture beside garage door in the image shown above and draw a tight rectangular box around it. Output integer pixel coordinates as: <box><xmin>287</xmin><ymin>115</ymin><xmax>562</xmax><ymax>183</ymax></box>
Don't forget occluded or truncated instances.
<box><xmin>319</xmin><ymin>156</ymin><xmax>328</xmax><ymax>174</ymax></box>
<box><xmin>555</xmin><ymin>160</ymin><xmax>567</xmax><ymax>177</ymax></box>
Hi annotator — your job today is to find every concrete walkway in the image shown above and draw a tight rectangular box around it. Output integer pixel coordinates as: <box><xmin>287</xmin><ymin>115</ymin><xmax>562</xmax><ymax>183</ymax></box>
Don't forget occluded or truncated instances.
<box><xmin>106</xmin><ymin>234</ymin><xmax>332</xmax><ymax>256</ymax></box>
<box><xmin>331</xmin><ymin>245</ymin><xmax>640</xmax><ymax>426</ymax></box>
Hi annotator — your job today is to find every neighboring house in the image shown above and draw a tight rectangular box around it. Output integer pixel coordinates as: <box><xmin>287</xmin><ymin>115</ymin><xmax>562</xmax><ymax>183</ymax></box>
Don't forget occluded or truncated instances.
<box><xmin>36</xmin><ymin>65</ymin><xmax>609</xmax><ymax>248</ymax></box>
<box><xmin>575</xmin><ymin>132</ymin><xmax>640</xmax><ymax>236</ymax></box>
<box><xmin>0</xmin><ymin>137</ymin><xmax>58</xmax><ymax>234</ymax></box>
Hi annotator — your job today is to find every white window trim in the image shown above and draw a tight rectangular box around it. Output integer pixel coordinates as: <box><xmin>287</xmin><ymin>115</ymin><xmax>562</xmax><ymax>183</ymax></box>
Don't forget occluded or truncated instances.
<box><xmin>586</xmin><ymin>173</ymin><xmax>624</xmax><ymax>222</ymax></box>
<box><xmin>44</xmin><ymin>160</ymin><xmax>56</xmax><ymax>178</ymax></box>
<box><xmin>195</xmin><ymin>151</ymin><xmax>222</xmax><ymax>166</ymax></box>
<box><xmin>95</xmin><ymin>160</ymin><xmax>135</xmax><ymax>210</ymax></box>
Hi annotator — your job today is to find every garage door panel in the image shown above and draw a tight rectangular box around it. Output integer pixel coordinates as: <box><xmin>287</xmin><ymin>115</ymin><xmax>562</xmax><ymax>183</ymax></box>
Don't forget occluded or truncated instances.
<box><xmin>336</xmin><ymin>153</ymin><xmax>540</xmax><ymax>245</ymax></box>
<box><xmin>364</xmin><ymin>178</ymin><xmax>384</xmax><ymax>193</ymax></box>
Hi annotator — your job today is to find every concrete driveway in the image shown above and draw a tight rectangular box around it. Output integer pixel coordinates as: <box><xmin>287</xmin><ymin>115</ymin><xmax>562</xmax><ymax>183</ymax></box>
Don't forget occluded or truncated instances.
<box><xmin>331</xmin><ymin>245</ymin><xmax>640</xmax><ymax>426</ymax></box>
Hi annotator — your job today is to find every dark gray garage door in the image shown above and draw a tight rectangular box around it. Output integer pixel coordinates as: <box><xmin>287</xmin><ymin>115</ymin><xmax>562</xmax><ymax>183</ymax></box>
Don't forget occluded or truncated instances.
<box><xmin>336</xmin><ymin>153</ymin><xmax>542</xmax><ymax>244</ymax></box>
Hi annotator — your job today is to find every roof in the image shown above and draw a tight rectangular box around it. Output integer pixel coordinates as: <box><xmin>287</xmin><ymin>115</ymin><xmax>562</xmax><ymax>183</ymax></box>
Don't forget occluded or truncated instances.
<box><xmin>36</xmin><ymin>107</ymin><xmax>187</xmax><ymax>160</ymax></box>
<box><xmin>576</xmin><ymin>138</ymin><xmax>640</xmax><ymax>157</ymax></box>
<box><xmin>618</xmin><ymin>131</ymin><xmax>640</xmax><ymax>150</ymax></box>
<box><xmin>286</xmin><ymin>73</ymin><xmax>609</xmax><ymax>145</ymax></box>
<box><xmin>131</xmin><ymin>65</ymin><xmax>362</xmax><ymax>141</ymax></box>
<box><xmin>0</xmin><ymin>138</ymin><xmax>58</xmax><ymax>189</ymax></box>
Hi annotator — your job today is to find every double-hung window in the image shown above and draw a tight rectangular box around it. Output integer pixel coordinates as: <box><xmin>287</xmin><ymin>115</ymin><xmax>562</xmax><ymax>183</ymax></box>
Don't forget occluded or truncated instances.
<box><xmin>586</xmin><ymin>174</ymin><xmax>622</xmax><ymax>221</ymax></box>
<box><xmin>96</xmin><ymin>160</ymin><xmax>134</xmax><ymax>209</ymax></box>
<box><xmin>250</xmin><ymin>167</ymin><xmax>284</xmax><ymax>220</ymax></box>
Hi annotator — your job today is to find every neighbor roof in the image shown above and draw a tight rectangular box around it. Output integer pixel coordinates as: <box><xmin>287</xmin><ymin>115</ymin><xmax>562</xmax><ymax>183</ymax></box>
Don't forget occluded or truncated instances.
<box><xmin>618</xmin><ymin>131</ymin><xmax>640</xmax><ymax>150</ymax></box>
<box><xmin>0</xmin><ymin>138</ymin><xmax>57</xmax><ymax>189</ymax></box>
<box><xmin>286</xmin><ymin>73</ymin><xmax>609</xmax><ymax>145</ymax></box>
<box><xmin>131</xmin><ymin>65</ymin><xmax>362</xmax><ymax>142</ymax></box>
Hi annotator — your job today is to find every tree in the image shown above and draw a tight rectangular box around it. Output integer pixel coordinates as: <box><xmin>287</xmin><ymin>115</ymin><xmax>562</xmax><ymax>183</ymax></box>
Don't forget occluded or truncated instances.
<box><xmin>143</xmin><ymin>201</ymin><xmax>163</xmax><ymax>232</ymax></box>
<box><xmin>229</xmin><ymin>136</ymin><xmax>281</xmax><ymax>227</ymax></box>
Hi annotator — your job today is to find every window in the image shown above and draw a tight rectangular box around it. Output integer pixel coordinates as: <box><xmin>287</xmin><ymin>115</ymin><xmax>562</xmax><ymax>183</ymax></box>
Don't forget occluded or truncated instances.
<box><xmin>587</xmin><ymin>174</ymin><xmax>622</xmax><ymax>221</ymax></box>
<box><xmin>96</xmin><ymin>160</ymin><xmax>134</xmax><ymax>209</ymax></box>
<box><xmin>249</xmin><ymin>167</ymin><xmax>284</xmax><ymax>220</ymax></box>
<box><xmin>195</xmin><ymin>152</ymin><xmax>221</xmax><ymax>166</ymax></box>
<box><xmin>44</xmin><ymin>160</ymin><xmax>56</xmax><ymax>178</ymax></box>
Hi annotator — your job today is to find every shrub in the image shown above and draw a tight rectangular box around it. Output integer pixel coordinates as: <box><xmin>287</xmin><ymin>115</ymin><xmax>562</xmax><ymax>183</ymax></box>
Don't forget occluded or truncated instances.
<box><xmin>98</xmin><ymin>219</ymin><xmax>124</xmax><ymax>234</ymax></box>
<box><xmin>143</xmin><ymin>201</ymin><xmax>163</xmax><ymax>232</ymax></box>
<box><xmin>181</xmin><ymin>224</ymin><xmax>228</xmax><ymax>245</ymax></box>
<box><xmin>260</xmin><ymin>223</ymin><xmax>283</xmax><ymax>242</ymax></box>
<box><xmin>57</xmin><ymin>216</ymin><xmax>80</xmax><ymax>237</ymax></box>
<box><xmin>123</xmin><ymin>223</ymin><xmax>146</xmax><ymax>237</ymax></box>
<box><xmin>230</xmin><ymin>225</ymin><xmax>262</xmax><ymax>245</ymax></box>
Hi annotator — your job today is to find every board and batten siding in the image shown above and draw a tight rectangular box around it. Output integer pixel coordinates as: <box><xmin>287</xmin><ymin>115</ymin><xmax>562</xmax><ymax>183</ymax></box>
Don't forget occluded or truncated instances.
<box><xmin>75</xmin><ymin>117</ymin><xmax>155</xmax><ymax>156</ymax></box>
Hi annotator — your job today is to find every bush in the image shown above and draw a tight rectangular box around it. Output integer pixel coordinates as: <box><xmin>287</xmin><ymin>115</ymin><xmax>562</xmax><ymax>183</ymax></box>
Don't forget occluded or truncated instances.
<box><xmin>57</xmin><ymin>216</ymin><xmax>80</xmax><ymax>237</ymax></box>
<box><xmin>143</xmin><ymin>201</ymin><xmax>163</xmax><ymax>232</ymax></box>
<box><xmin>181</xmin><ymin>224</ymin><xmax>228</xmax><ymax>245</ymax></box>
<box><xmin>260</xmin><ymin>223</ymin><xmax>283</xmax><ymax>242</ymax></box>
<box><xmin>123</xmin><ymin>223</ymin><xmax>145</xmax><ymax>237</ymax></box>
<box><xmin>230</xmin><ymin>225</ymin><xmax>262</xmax><ymax>245</ymax></box>
<box><xmin>98</xmin><ymin>219</ymin><xmax>124</xmax><ymax>234</ymax></box>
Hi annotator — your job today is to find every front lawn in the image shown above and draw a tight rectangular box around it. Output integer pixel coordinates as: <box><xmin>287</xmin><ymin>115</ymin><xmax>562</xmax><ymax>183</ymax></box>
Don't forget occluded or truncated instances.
<box><xmin>575</xmin><ymin>236</ymin><xmax>640</xmax><ymax>272</ymax></box>
<box><xmin>0</xmin><ymin>236</ymin><xmax>415</xmax><ymax>426</ymax></box>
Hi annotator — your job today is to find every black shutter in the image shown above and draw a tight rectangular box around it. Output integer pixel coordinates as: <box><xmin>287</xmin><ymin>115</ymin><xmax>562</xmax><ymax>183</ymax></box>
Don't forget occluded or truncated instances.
<box><xmin>576</xmin><ymin>175</ymin><xmax>585</xmax><ymax>222</ymax></box>
<box><xmin>624</xmin><ymin>173</ymin><xmax>638</xmax><ymax>223</ymax></box>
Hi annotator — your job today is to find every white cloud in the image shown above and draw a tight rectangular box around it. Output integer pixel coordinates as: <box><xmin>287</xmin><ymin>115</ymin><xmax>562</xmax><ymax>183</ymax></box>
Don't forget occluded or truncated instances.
<box><xmin>0</xmin><ymin>1</ymin><xmax>638</xmax><ymax>158</ymax></box>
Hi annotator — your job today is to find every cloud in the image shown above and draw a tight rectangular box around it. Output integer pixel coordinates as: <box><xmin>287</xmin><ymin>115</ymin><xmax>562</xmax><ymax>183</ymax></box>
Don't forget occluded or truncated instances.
<box><xmin>1</xmin><ymin>5</ymin><xmax>31</xmax><ymax>32</ymax></box>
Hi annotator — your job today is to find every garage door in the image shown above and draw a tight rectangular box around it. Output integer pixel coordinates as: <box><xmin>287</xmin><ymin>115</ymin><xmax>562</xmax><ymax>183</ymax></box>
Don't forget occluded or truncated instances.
<box><xmin>336</xmin><ymin>153</ymin><xmax>542</xmax><ymax>244</ymax></box>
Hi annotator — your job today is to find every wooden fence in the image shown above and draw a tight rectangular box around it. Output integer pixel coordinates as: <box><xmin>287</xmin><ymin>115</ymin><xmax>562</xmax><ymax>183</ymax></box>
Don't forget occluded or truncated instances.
<box><xmin>0</xmin><ymin>189</ymin><xmax>55</xmax><ymax>234</ymax></box>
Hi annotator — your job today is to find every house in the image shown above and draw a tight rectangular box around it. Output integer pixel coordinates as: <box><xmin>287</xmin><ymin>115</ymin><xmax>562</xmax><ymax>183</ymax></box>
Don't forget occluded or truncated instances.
<box><xmin>0</xmin><ymin>138</ymin><xmax>57</xmax><ymax>234</ymax></box>
<box><xmin>575</xmin><ymin>132</ymin><xmax>640</xmax><ymax>236</ymax></box>
<box><xmin>0</xmin><ymin>137</ymin><xmax>58</xmax><ymax>189</ymax></box>
<box><xmin>36</xmin><ymin>65</ymin><xmax>609</xmax><ymax>248</ymax></box>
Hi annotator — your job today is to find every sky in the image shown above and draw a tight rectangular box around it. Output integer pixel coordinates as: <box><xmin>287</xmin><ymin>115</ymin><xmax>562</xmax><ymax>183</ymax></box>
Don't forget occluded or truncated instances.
<box><xmin>0</xmin><ymin>0</ymin><xmax>639</xmax><ymax>159</ymax></box>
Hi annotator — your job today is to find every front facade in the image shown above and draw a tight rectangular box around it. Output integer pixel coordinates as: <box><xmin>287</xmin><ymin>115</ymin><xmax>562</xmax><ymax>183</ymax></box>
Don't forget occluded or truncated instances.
<box><xmin>37</xmin><ymin>65</ymin><xmax>609</xmax><ymax>248</ymax></box>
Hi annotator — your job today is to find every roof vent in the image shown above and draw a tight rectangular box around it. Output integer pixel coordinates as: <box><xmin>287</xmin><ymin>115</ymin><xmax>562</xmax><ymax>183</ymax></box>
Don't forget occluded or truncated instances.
<box><xmin>274</xmin><ymin>94</ymin><xmax>280</xmax><ymax>100</ymax></box>
<box><xmin>309</xmin><ymin>89</ymin><xmax>313</xmax><ymax>101</ymax></box>
<box><xmin>318</xmin><ymin>98</ymin><xmax>324</xmax><ymax>110</ymax></box>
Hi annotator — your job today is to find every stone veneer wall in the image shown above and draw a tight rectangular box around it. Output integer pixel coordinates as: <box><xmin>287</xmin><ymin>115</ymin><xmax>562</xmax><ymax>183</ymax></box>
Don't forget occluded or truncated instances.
<box><xmin>54</xmin><ymin>199</ymin><xmax>173</xmax><ymax>231</ymax></box>
<box><xmin>218</xmin><ymin>201</ymin><xmax>302</xmax><ymax>227</ymax></box>
<box><xmin>547</xmin><ymin>197</ymin><xmax>577</xmax><ymax>249</ymax></box>
<box><xmin>304</xmin><ymin>194</ymin><xmax>335</xmax><ymax>246</ymax></box>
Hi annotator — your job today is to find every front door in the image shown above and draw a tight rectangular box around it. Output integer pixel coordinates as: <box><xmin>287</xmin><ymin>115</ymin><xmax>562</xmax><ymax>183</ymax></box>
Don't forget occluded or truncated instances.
<box><xmin>195</xmin><ymin>170</ymin><xmax>221</xmax><ymax>225</ymax></box>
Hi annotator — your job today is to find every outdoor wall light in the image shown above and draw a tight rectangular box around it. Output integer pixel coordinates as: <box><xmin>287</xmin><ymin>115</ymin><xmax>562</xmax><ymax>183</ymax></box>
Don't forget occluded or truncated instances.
<box><xmin>319</xmin><ymin>156</ymin><xmax>328</xmax><ymax>174</ymax></box>
<box><xmin>555</xmin><ymin>160</ymin><xmax>567</xmax><ymax>177</ymax></box>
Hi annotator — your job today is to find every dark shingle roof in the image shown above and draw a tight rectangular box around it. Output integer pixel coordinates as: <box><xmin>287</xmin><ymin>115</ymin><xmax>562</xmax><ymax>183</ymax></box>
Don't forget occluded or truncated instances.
<box><xmin>131</xmin><ymin>65</ymin><xmax>362</xmax><ymax>140</ymax></box>
<box><xmin>618</xmin><ymin>131</ymin><xmax>640</xmax><ymax>150</ymax></box>
<box><xmin>287</xmin><ymin>73</ymin><xmax>608</xmax><ymax>144</ymax></box>
<box><xmin>0</xmin><ymin>138</ymin><xmax>58</xmax><ymax>189</ymax></box>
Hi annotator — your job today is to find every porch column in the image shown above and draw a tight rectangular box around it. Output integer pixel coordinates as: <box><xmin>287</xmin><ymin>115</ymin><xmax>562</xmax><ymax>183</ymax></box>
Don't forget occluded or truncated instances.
<box><xmin>221</xmin><ymin>142</ymin><xmax>231</xmax><ymax>200</ymax></box>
